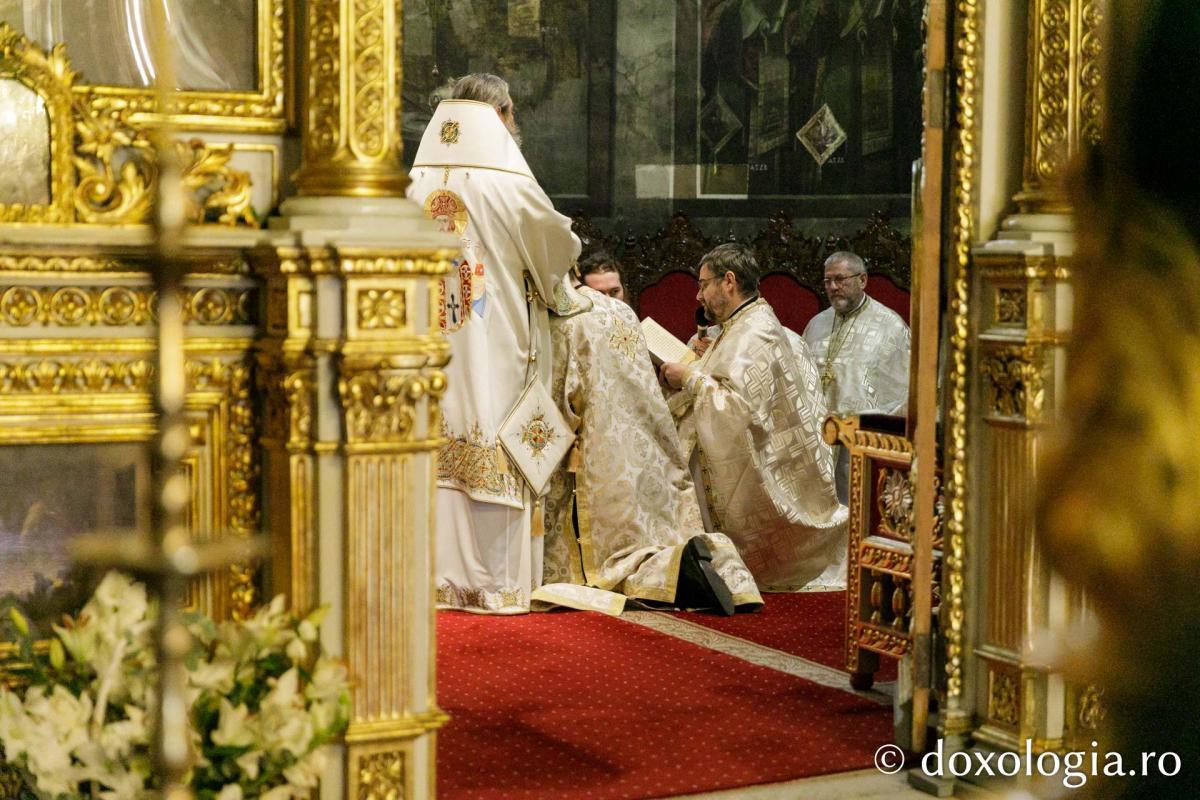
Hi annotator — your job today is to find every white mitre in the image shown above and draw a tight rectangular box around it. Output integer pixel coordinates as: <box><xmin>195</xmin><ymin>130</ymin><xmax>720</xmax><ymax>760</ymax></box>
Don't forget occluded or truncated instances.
<box><xmin>412</xmin><ymin>99</ymin><xmax>534</xmax><ymax>178</ymax></box>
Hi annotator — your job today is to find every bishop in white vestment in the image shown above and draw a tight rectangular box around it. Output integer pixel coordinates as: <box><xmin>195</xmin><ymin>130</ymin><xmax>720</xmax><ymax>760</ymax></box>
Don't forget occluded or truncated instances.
<box><xmin>540</xmin><ymin>279</ymin><xmax>762</xmax><ymax>613</ymax></box>
<box><xmin>662</xmin><ymin>244</ymin><xmax>849</xmax><ymax>590</ymax></box>
<box><xmin>407</xmin><ymin>78</ymin><xmax>581</xmax><ymax>614</ymax></box>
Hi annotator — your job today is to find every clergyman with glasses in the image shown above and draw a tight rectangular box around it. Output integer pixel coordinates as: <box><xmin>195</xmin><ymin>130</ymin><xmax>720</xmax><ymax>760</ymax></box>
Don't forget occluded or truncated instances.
<box><xmin>659</xmin><ymin>243</ymin><xmax>848</xmax><ymax>592</ymax></box>
<box><xmin>803</xmin><ymin>251</ymin><xmax>911</xmax><ymax>502</ymax></box>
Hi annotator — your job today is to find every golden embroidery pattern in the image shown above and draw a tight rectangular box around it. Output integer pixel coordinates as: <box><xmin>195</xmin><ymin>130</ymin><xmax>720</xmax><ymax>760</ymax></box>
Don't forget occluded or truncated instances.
<box><xmin>438</xmin><ymin>421</ymin><xmax>521</xmax><ymax>501</ymax></box>
<box><xmin>437</xmin><ymin>580</ymin><xmax>524</xmax><ymax>611</ymax></box>
<box><xmin>519</xmin><ymin>413</ymin><xmax>558</xmax><ymax>459</ymax></box>
<box><xmin>440</xmin><ymin>120</ymin><xmax>460</xmax><ymax>144</ymax></box>
<box><xmin>607</xmin><ymin>317</ymin><xmax>641</xmax><ymax>362</ymax></box>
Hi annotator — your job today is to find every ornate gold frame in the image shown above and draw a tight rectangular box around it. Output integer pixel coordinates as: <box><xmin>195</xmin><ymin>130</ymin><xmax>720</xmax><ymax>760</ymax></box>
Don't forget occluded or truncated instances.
<box><xmin>0</xmin><ymin>24</ymin><xmax>260</xmax><ymax>226</ymax></box>
<box><xmin>78</xmin><ymin>0</ymin><xmax>286</xmax><ymax>134</ymax></box>
<box><xmin>0</xmin><ymin>251</ymin><xmax>262</xmax><ymax>667</ymax></box>
<box><xmin>0</xmin><ymin>26</ymin><xmax>76</xmax><ymax>223</ymax></box>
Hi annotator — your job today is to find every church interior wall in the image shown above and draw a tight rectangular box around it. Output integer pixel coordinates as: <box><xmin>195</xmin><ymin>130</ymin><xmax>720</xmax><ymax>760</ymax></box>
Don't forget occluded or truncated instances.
<box><xmin>400</xmin><ymin>0</ymin><xmax>920</xmax><ymax>243</ymax></box>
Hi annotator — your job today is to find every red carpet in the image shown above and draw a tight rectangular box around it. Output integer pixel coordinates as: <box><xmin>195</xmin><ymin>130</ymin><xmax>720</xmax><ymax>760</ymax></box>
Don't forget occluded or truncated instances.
<box><xmin>670</xmin><ymin>591</ymin><xmax>898</xmax><ymax>682</ymax></box>
<box><xmin>437</xmin><ymin>611</ymin><xmax>891</xmax><ymax>800</ymax></box>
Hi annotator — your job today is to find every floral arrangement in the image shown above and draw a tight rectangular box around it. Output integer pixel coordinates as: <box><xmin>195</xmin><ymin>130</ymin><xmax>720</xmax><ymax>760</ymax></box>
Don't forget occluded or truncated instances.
<box><xmin>0</xmin><ymin>572</ymin><xmax>350</xmax><ymax>800</ymax></box>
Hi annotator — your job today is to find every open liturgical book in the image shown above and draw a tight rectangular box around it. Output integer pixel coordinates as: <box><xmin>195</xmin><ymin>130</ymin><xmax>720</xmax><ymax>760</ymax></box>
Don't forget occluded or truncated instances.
<box><xmin>640</xmin><ymin>317</ymin><xmax>697</xmax><ymax>366</ymax></box>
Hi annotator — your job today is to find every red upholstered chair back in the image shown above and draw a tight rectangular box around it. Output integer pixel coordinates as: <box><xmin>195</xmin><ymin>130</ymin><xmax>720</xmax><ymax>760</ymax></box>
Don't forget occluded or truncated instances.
<box><xmin>574</xmin><ymin>212</ymin><xmax>912</xmax><ymax>341</ymax></box>
<box><xmin>638</xmin><ymin>273</ymin><xmax>910</xmax><ymax>341</ymax></box>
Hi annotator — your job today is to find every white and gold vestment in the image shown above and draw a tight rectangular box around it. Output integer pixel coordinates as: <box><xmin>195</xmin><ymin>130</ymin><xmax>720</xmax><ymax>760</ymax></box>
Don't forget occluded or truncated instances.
<box><xmin>408</xmin><ymin>100</ymin><xmax>581</xmax><ymax>614</ymax></box>
<box><xmin>671</xmin><ymin>299</ymin><xmax>849</xmax><ymax>590</ymax></box>
<box><xmin>803</xmin><ymin>295</ymin><xmax>911</xmax><ymax>415</ymax></box>
<box><xmin>540</xmin><ymin>285</ymin><xmax>762</xmax><ymax>610</ymax></box>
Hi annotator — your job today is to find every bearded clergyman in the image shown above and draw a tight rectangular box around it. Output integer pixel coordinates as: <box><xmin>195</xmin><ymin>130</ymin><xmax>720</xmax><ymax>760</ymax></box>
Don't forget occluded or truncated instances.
<box><xmin>803</xmin><ymin>250</ymin><xmax>911</xmax><ymax>501</ymax></box>
<box><xmin>536</xmin><ymin>276</ymin><xmax>763</xmax><ymax>616</ymax></box>
<box><xmin>408</xmin><ymin>74</ymin><xmax>580</xmax><ymax>614</ymax></box>
<box><xmin>659</xmin><ymin>243</ymin><xmax>849</xmax><ymax>591</ymax></box>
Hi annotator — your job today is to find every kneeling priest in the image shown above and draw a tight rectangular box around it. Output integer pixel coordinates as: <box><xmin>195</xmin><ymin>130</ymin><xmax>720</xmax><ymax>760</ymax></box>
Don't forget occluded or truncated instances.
<box><xmin>537</xmin><ymin>275</ymin><xmax>762</xmax><ymax>615</ymax></box>
<box><xmin>660</xmin><ymin>244</ymin><xmax>849</xmax><ymax>590</ymax></box>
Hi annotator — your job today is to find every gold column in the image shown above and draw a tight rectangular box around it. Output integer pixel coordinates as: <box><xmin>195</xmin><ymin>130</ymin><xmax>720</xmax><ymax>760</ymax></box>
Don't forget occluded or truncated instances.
<box><xmin>1015</xmin><ymin>0</ymin><xmax>1107</xmax><ymax>212</ymax></box>
<box><xmin>253</xmin><ymin>246</ymin><xmax>318</xmax><ymax>614</ymax></box>
<box><xmin>970</xmin><ymin>251</ymin><xmax>1072</xmax><ymax>751</ymax></box>
<box><xmin>294</xmin><ymin>0</ymin><xmax>409</xmax><ymax>197</ymax></box>
<box><xmin>266</xmin><ymin>2</ymin><xmax>460</xmax><ymax>795</ymax></box>
<box><xmin>255</xmin><ymin>243</ymin><xmax>455</xmax><ymax>797</ymax></box>
<box><xmin>335</xmin><ymin>249</ymin><xmax>454</xmax><ymax>797</ymax></box>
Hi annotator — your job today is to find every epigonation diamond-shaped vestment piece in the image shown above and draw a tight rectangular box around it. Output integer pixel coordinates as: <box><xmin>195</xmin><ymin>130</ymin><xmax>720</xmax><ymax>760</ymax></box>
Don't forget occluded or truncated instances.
<box><xmin>670</xmin><ymin>299</ymin><xmax>849</xmax><ymax>590</ymax></box>
<box><xmin>408</xmin><ymin>99</ymin><xmax>581</xmax><ymax>614</ymax></box>
<box><xmin>539</xmin><ymin>283</ymin><xmax>762</xmax><ymax>613</ymax></box>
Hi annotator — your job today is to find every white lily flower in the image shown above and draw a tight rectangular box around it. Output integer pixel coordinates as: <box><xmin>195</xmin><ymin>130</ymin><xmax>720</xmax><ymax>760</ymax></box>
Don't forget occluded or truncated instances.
<box><xmin>210</xmin><ymin>699</ymin><xmax>255</xmax><ymax>749</ymax></box>
<box><xmin>216</xmin><ymin>784</ymin><xmax>244</xmax><ymax>800</ymax></box>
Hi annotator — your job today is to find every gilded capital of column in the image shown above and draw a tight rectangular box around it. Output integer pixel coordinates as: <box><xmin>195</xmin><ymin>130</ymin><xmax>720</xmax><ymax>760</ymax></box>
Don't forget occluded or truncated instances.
<box><xmin>1017</xmin><ymin>0</ymin><xmax>1106</xmax><ymax>212</ymax></box>
<box><xmin>295</xmin><ymin>0</ymin><xmax>409</xmax><ymax>197</ymax></box>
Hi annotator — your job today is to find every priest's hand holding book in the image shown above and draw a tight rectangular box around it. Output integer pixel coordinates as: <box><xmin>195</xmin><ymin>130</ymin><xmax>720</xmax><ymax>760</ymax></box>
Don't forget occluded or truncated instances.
<box><xmin>659</xmin><ymin>360</ymin><xmax>691</xmax><ymax>389</ymax></box>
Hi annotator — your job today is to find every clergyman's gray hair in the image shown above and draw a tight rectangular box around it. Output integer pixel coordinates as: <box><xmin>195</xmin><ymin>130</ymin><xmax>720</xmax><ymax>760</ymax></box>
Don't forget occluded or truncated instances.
<box><xmin>699</xmin><ymin>242</ymin><xmax>760</xmax><ymax>295</ymax></box>
<box><xmin>824</xmin><ymin>250</ymin><xmax>867</xmax><ymax>274</ymax></box>
<box><xmin>451</xmin><ymin>73</ymin><xmax>513</xmax><ymax>112</ymax></box>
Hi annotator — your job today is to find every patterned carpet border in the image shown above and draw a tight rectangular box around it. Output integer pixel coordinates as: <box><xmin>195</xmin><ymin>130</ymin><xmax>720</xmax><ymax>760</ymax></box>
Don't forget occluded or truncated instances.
<box><xmin>621</xmin><ymin>611</ymin><xmax>894</xmax><ymax>705</ymax></box>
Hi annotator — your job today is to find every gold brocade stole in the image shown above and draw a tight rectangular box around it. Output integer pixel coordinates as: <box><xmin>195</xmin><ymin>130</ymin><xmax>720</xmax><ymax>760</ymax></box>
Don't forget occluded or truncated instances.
<box><xmin>820</xmin><ymin>297</ymin><xmax>869</xmax><ymax>391</ymax></box>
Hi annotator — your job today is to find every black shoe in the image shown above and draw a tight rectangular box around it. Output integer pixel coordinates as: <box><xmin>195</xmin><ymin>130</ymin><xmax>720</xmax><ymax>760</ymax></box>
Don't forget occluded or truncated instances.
<box><xmin>675</xmin><ymin>536</ymin><xmax>735</xmax><ymax>616</ymax></box>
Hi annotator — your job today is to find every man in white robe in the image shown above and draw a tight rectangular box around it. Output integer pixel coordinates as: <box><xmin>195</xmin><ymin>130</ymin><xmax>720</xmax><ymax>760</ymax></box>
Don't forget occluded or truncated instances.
<box><xmin>803</xmin><ymin>251</ymin><xmax>911</xmax><ymax>501</ymax></box>
<box><xmin>661</xmin><ymin>244</ymin><xmax>849</xmax><ymax>590</ymax></box>
<box><xmin>539</xmin><ymin>277</ymin><xmax>762</xmax><ymax>615</ymax></box>
<box><xmin>407</xmin><ymin>74</ymin><xmax>581</xmax><ymax>614</ymax></box>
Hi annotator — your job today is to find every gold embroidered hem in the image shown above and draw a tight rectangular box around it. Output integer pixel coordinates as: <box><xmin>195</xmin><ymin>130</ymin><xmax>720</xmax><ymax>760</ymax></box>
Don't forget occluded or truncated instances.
<box><xmin>436</xmin><ymin>580</ymin><xmax>527</xmax><ymax>614</ymax></box>
<box><xmin>438</xmin><ymin>420</ymin><xmax>522</xmax><ymax>507</ymax></box>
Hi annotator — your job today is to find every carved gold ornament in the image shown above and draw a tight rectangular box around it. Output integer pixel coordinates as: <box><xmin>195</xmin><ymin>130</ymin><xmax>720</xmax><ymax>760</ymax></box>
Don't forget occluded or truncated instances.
<box><xmin>1078</xmin><ymin>683</ymin><xmax>1106</xmax><ymax>731</ymax></box>
<box><xmin>980</xmin><ymin>346</ymin><xmax>1047</xmax><ymax>419</ymax></box>
<box><xmin>0</xmin><ymin>285</ymin><xmax>254</xmax><ymax>328</ymax></box>
<box><xmin>990</xmin><ymin>670</ymin><xmax>1020</xmax><ymax>727</ymax></box>
<box><xmin>339</xmin><ymin>369</ymin><xmax>442</xmax><ymax>445</ymax></box>
<box><xmin>0</xmin><ymin>357</ymin><xmax>154</xmax><ymax>394</ymax></box>
<box><xmin>1021</xmin><ymin>0</ymin><xmax>1106</xmax><ymax>209</ymax></box>
<box><xmin>943</xmin><ymin>0</ymin><xmax>981</xmax><ymax>730</ymax></box>
<box><xmin>357</xmin><ymin>750</ymin><xmax>405</xmax><ymax>799</ymax></box>
<box><xmin>877</xmin><ymin>467</ymin><xmax>915</xmax><ymax>541</ymax></box>
<box><xmin>996</xmin><ymin>287</ymin><xmax>1027</xmax><ymax>324</ymax></box>
<box><xmin>0</xmin><ymin>24</ymin><xmax>257</xmax><ymax>226</ymax></box>
<box><xmin>358</xmin><ymin>288</ymin><xmax>408</xmax><ymax>330</ymax></box>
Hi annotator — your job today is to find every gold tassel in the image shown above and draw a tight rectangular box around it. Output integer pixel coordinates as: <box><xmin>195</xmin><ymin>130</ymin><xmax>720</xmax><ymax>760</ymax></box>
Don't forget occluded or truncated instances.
<box><xmin>531</xmin><ymin>497</ymin><xmax>545</xmax><ymax>538</ymax></box>
<box><xmin>567</xmin><ymin>442</ymin><xmax>581</xmax><ymax>473</ymax></box>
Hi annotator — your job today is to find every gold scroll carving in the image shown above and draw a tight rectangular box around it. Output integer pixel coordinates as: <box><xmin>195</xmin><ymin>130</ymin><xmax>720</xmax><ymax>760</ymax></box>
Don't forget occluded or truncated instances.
<box><xmin>0</xmin><ymin>285</ymin><xmax>254</xmax><ymax>328</ymax></box>
<box><xmin>1018</xmin><ymin>0</ymin><xmax>1108</xmax><ymax>211</ymax></box>
<box><xmin>0</xmin><ymin>24</ymin><xmax>257</xmax><ymax>226</ymax></box>
<box><xmin>295</xmin><ymin>0</ymin><xmax>409</xmax><ymax>196</ymax></box>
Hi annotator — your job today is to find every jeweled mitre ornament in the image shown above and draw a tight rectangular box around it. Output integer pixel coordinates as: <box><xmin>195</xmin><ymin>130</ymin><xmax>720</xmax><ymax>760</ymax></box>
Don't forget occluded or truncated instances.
<box><xmin>440</xmin><ymin>120</ymin><xmax>460</xmax><ymax>144</ymax></box>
